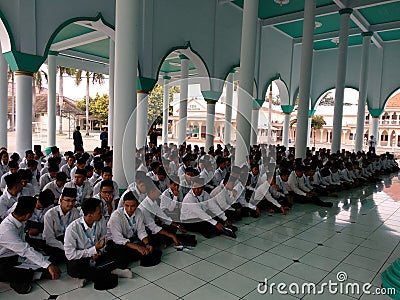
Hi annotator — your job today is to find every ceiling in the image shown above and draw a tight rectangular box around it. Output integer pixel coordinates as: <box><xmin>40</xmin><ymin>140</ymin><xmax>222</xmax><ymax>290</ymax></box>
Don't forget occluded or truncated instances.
<box><xmin>49</xmin><ymin>0</ymin><xmax>400</xmax><ymax>75</ymax></box>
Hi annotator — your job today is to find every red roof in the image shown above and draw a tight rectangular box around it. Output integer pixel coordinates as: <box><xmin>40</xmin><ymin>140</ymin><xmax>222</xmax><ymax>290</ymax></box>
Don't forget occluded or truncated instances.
<box><xmin>387</xmin><ymin>93</ymin><xmax>400</xmax><ymax>108</ymax></box>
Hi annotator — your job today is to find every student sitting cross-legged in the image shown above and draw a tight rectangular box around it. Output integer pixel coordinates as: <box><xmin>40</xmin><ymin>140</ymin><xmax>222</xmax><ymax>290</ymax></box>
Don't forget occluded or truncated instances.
<box><xmin>42</xmin><ymin>187</ymin><xmax>80</xmax><ymax>264</ymax></box>
<box><xmin>106</xmin><ymin>191</ymin><xmax>162</xmax><ymax>268</ymax></box>
<box><xmin>0</xmin><ymin>196</ymin><xmax>61</xmax><ymax>294</ymax></box>
<box><xmin>64</xmin><ymin>197</ymin><xmax>132</xmax><ymax>290</ymax></box>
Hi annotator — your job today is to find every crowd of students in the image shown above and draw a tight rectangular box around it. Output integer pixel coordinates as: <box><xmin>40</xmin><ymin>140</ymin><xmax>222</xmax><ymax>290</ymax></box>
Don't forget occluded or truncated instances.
<box><xmin>0</xmin><ymin>142</ymin><xmax>398</xmax><ymax>294</ymax></box>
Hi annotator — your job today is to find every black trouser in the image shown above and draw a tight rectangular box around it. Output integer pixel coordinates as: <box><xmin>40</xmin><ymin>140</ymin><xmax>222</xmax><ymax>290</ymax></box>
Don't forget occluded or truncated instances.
<box><xmin>0</xmin><ymin>256</ymin><xmax>35</xmax><ymax>284</ymax></box>
<box><xmin>183</xmin><ymin>221</ymin><xmax>221</xmax><ymax>238</ymax></box>
<box><xmin>106</xmin><ymin>240</ymin><xmax>162</xmax><ymax>268</ymax></box>
<box><xmin>147</xmin><ymin>224</ymin><xmax>177</xmax><ymax>247</ymax></box>
<box><xmin>67</xmin><ymin>253</ymin><xmax>117</xmax><ymax>287</ymax></box>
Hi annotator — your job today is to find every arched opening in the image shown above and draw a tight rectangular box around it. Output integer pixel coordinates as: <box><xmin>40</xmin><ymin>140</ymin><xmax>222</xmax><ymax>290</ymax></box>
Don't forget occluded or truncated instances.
<box><xmin>156</xmin><ymin>48</ymin><xmax>211</xmax><ymax>143</ymax></box>
<box><xmin>381</xmin><ymin>130</ymin><xmax>389</xmax><ymax>147</ymax></box>
<box><xmin>259</xmin><ymin>79</ymin><xmax>290</xmax><ymax>144</ymax></box>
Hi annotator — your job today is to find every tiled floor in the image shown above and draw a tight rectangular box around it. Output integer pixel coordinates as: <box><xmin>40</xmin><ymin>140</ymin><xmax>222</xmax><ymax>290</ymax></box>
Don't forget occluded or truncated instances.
<box><xmin>2</xmin><ymin>172</ymin><xmax>400</xmax><ymax>299</ymax></box>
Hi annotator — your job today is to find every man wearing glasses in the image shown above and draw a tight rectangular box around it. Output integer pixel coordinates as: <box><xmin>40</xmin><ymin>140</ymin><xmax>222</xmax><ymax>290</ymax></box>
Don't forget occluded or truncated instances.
<box><xmin>42</xmin><ymin>188</ymin><xmax>80</xmax><ymax>263</ymax></box>
<box><xmin>93</xmin><ymin>180</ymin><xmax>115</xmax><ymax>221</ymax></box>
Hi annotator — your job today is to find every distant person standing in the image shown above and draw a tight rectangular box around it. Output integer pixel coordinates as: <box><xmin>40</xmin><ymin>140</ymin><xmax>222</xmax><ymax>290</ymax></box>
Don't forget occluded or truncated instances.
<box><xmin>369</xmin><ymin>135</ymin><xmax>376</xmax><ymax>154</ymax></box>
<box><xmin>73</xmin><ymin>126</ymin><xmax>83</xmax><ymax>152</ymax></box>
<box><xmin>100</xmin><ymin>127</ymin><xmax>108</xmax><ymax>149</ymax></box>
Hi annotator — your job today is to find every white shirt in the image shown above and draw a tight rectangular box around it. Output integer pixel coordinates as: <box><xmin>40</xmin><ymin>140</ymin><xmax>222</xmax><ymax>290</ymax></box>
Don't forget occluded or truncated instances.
<box><xmin>118</xmin><ymin>182</ymin><xmax>147</xmax><ymax>208</ymax></box>
<box><xmin>93</xmin><ymin>193</ymin><xmax>115</xmax><ymax>221</ymax></box>
<box><xmin>60</xmin><ymin>164</ymin><xmax>73</xmax><ymax>180</ymax></box>
<box><xmin>39</xmin><ymin>173</ymin><xmax>54</xmax><ymax>191</ymax></box>
<box><xmin>89</xmin><ymin>173</ymin><xmax>101</xmax><ymax>187</ymax></box>
<box><xmin>0</xmin><ymin>190</ymin><xmax>20</xmax><ymax>220</ymax></box>
<box><xmin>252</xmin><ymin>181</ymin><xmax>282</xmax><ymax>208</ymax></box>
<box><xmin>181</xmin><ymin>190</ymin><xmax>218</xmax><ymax>225</ymax></box>
<box><xmin>139</xmin><ymin>196</ymin><xmax>172</xmax><ymax>234</ymax></box>
<box><xmin>0</xmin><ymin>171</ymin><xmax>11</xmax><ymax>192</ymax></box>
<box><xmin>64</xmin><ymin>181</ymin><xmax>93</xmax><ymax>205</ymax></box>
<box><xmin>0</xmin><ymin>213</ymin><xmax>50</xmax><ymax>269</ymax></box>
<box><xmin>209</xmin><ymin>185</ymin><xmax>233</xmax><ymax>218</ymax></box>
<box><xmin>43</xmin><ymin>181</ymin><xmax>64</xmax><ymax>200</ymax></box>
<box><xmin>93</xmin><ymin>180</ymin><xmax>119</xmax><ymax>201</ymax></box>
<box><xmin>64</xmin><ymin>216</ymin><xmax>106</xmax><ymax>260</ymax></box>
<box><xmin>106</xmin><ymin>207</ymin><xmax>147</xmax><ymax>245</ymax></box>
<box><xmin>288</xmin><ymin>171</ymin><xmax>309</xmax><ymax>196</ymax></box>
<box><xmin>43</xmin><ymin>205</ymin><xmax>80</xmax><ymax>250</ymax></box>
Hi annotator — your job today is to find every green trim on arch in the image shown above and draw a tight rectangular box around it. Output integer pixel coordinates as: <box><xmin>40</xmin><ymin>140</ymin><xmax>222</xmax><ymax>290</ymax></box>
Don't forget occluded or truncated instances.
<box><xmin>4</xmin><ymin>51</ymin><xmax>45</xmax><ymax>72</ymax></box>
<box><xmin>202</xmin><ymin>90</ymin><xmax>222</xmax><ymax>102</ymax></box>
<box><xmin>137</xmin><ymin>76</ymin><xmax>157</xmax><ymax>93</ymax></box>
<box><xmin>253</xmin><ymin>99</ymin><xmax>264</xmax><ymax>109</ymax></box>
<box><xmin>0</xmin><ymin>10</ymin><xmax>16</xmax><ymax>52</ymax></box>
<box><xmin>43</xmin><ymin>13</ymin><xmax>114</xmax><ymax>60</ymax></box>
<box><xmin>154</xmin><ymin>41</ymin><xmax>211</xmax><ymax>82</ymax></box>
<box><xmin>312</xmin><ymin>85</ymin><xmax>360</xmax><ymax>110</ymax></box>
<box><xmin>261</xmin><ymin>74</ymin><xmax>290</xmax><ymax>103</ymax></box>
<box><xmin>308</xmin><ymin>109</ymin><xmax>316</xmax><ymax>117</ymax></box>
<box><xmin>281</xmin><ymin>105</ymin><xmax>294</xmax><ymax>114</ymax></box>
<box><xmin>368</xmin><ymin>109</ymin><xmax>383</xmax><ymax>117</ymax></box>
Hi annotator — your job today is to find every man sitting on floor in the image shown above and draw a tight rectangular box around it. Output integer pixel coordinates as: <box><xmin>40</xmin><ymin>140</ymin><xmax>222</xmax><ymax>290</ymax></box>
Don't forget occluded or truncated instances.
<box><xmin>0</xmin><ymin>196</ymin><xmax>61</xmax><ymax>294</ymax></box>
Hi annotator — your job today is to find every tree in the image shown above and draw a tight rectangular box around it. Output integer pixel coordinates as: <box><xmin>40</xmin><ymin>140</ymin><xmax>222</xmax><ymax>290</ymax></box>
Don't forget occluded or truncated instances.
<box><xmin>32</xmin><ymin>69</ymin><xmax>48</xmax><ymax>119</ymax></box>
<box><xmin>57</xmin><ymin>67</ymin><xmax>76</xmax><ymax>133</ymax></box>
<box><xmin>76</xmin><ymin>93</ymin><xmax>109</xmax><ymax>124</ymax></box>
<box><xmin>290</xmin><ymin>115</ymin><xmax>326</xmax><ymax>147</ymax></box>
<box><xmin>147</xmin><ymin>84</ymin><xmax>180</xmax><ymax>131</ymax></box>
<box><xmin>75</xmin><ymin>70</ymin><xmax>105</xmax><ymax>135</ymax></box>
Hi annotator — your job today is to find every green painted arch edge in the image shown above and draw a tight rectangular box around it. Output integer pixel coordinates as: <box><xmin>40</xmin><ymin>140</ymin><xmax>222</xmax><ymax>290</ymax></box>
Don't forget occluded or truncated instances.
<box><xmin>0</xmin><ymin>9</ymin><xmax>16</xmax><ymax>52</ymax></box>
<box><xmin>154</xmin><ymin>41</ymin><xmax>211</xmax><ymax>83</ymax></box>
<box><xmin>221</xmin><ymin>64</ymin><xmax>239</xmax><ymax>83</ymax></box>
<box><xmin>312</xmin><ymin>85</ymin><xmax>361</xmax><ymax>110</ymax></box>
<box><xmin>202</xmin><ymin>90</ymin><xmax>222</xmax><ymax>103</ymax></box>
<box><xmin>281</xmin><ymin>105</ymin><xmax>294</xmax><ymax>114</ymax></box>
<box><xmin>137</xmin><ymin>76</ymin><xmax>157</xmax><ymax>93</ymax></box>
<box><xmin>380</xmin><ymin>86</ymin><xmax>400</xmax><ymax>116</ymax></box>
<box><xmin>261</xmin><ymin>74</ymin><xmax>290</xmax><ymax>102</ymax></box>
<box><xmin>43</xmin><ymin>13</ymin><xmax>114</xmax><ymax>61</ymax></box>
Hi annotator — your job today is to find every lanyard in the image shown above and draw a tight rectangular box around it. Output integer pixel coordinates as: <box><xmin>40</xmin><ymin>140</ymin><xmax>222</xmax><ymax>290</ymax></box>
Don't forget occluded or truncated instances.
<box><xmin>57</xmin><ymin>210</ymin><xmax>71</xmax><ymax>232</ymax></box>
<box><xmin>123</xmin><ymin>209</ymin><xmax>136</xmax><ymax>233</ymax></box>
<box><xmin>34</xmin><ymin>209</ymin><xmax>45</xmax><ymax>222</ymax></box>
<box><xmin>80</xmin><ymin>221</ymin><xmax>97</xmax><ymax>247</ymax></box>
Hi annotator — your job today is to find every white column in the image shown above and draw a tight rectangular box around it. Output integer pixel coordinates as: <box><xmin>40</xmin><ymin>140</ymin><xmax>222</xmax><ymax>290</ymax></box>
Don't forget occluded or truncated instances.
<box><xmin>162</xmin><ymin>75</ymin><xmax>170</xmax><ymax>144</ymax></box>
<box><xmin>178</xmin><ymin>56</ymin><xmax>189</xmax><ymax>146</ymax></box>
<box><xmin>307</xmin><ymin>116</ymin><xmax>312</xmax><ymax>148</ymax></box>
<box><xmin>235</xmin><ymin>0</ymin><xmax>258</xmax><ymax>166</ymax></box>
<box><xmin>206</xmin><ymin>101</ymin><xmax>216</xmax><ymax>150</ymax></box>
<box><xmin>320</xmin><ymin>129</ymin><xmax>323</xmax><ymax>143</ymax></box>
<box><xmin>282</xmin><ymin>113</ymin><xmax>290</xmax><ymax>147</ymax></box>
<box><xmin>15</xmin><ymin>71</ymin><xmax>33</xmax><ymax>155</ymax></box>
<box><xmin>224</xmin><ymin>72</ymin><xmax>234</xmax><ymax>146</ymax></box>
<box><xmin>331</xmin><ymin>8</ymin><xmax>353</xmax><ymax>153</ymax></box>
<box><xmin>250</xmin><ymin>108</ymin><xmax>259</xmax><ymax>145</ymax></box>
<box><xmin>47</xmin><ymin>54</ymin><xmax>57</xmax><ymax>147</ymax></box>
<box><xmin>268</xmin><ymin>85</ymin><xmax>273</xmax><ymax>144</ymax></box>
<box><xmin>198</xmin><ymin>122</ymin><xmax>202</xmax><ymax>140</ymax></box>
<box><xmin>355</xmin><ymin>32</ymin><xmax>372</xmax><ymax>152</ymax></box>
<box><xmin>113</xmin><ymin>0</ymin><xmax>139</xmax><ymax>189</ymax></box>
<box><xmin>371</xmin><ymin>117</ymin><xmax>379</xmax><ymax>143</ymax></box>
<box><xmin>136</xmin><ymin>92</ymin><xmax>149</xmax><ymax>149</ymax></box>
<box><xmin>0</xmin><ymin>51</ymin><xmax>8</xmax><ymax>148</ymax></box>
<box><xmin>108</xmin><ymin>39</ymin><xmax>115</xmax><ymax>148</ymax></box>
<box><xmin>295</xmin><ymin>0</ymin><xmax>316</xmax><ymax>159</ymax></box>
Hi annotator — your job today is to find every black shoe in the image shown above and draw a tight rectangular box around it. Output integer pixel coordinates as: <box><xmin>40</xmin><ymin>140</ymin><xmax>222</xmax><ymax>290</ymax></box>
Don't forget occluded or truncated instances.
<box><xmin>10</xmin><ymin>282</ymin><xmax>32</xmax><ymax>294</ymax></box>
<box><xmin>230</xmin><ymin>225</ymin><xmax>238</xmax><ymax>232</ymax></box>
<box><xmin>223</xmin><ymin>227</ymin><xmax>237</xmax><ymax>238</ymax></box>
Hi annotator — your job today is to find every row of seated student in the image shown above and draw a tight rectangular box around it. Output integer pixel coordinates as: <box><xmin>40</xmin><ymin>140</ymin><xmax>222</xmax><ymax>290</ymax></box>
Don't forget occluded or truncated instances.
<box><xmin>0</xmin><ymin>143</ymin><xmax>398</xmax><ymax>293</ymax></box>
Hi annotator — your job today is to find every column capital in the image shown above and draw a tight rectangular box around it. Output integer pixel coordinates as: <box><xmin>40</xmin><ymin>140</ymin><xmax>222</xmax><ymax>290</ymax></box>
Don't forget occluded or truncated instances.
<box><xmin>229</xmin><ymin>68</ymin><xmax>236</xmax><ymax>74</ymax></box>
<box><xmin>362</xmin><ymin>31</ymin><xmax>374</xmax><ymax>37</ymax></box>
<box><xmin>369</xmin><ymin>108</ymin><xmax>383</xmax><ymax>117</ymax></box>
<box><xmin>202</xmin><ymin>90</ymin><xmax>221</xmax><ymax>103</ymax></box>
<box><xmin>179</xmin><ymin>54</ymin><xmax>189</xmax><ymax>60</ymax></box>
<box><xmin>339</xmin><ymin>8</ymin><xmax>353</xmax><ymax>15</ymax></box>
<box><xmin>14</xmin><ymin>70</ymin><xmax>34</xmax><ymax>77</ymax></box>
<box><xmin>4</xmin><ymin>51</ymin><xmax>45</xmax><ymax>73</ymax></box>
<box><xmin>281</xmin><ymin>105</ymin><xmax>294</xmax><ymax>114</ymax></box>
<box><xmin>308</xmin><ymin>109</ymin><xmax>316</xmax><ymax>117</ymax></box>
<box><xmin>163</xmin><ymin>75</ymin><xmax>171</xmax><ymax>80</ymax></box>
<box><xmin>137</xmin><ymin>76</ymin><xmax>157</xmax><ymax>93</ymax></box>
<box><xmin>253</xmin><ymin>99</ymin><xmax>264</xmax><ymax>109</ymax></box>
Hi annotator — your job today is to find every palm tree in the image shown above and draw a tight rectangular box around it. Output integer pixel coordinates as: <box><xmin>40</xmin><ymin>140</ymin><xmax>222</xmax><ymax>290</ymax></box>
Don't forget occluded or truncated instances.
<box><xmin>289</xmin><ymin>115</ymin><xmax>326</xmax><ymax>147</ymax></box>
<box><xmin>32</xmin><ymin>69</ymin><xmax>48</xmax><ymax>119</ymax></box>
<box><xmin>7</xmin><ymin>67</ymin><xmax>15</xmax><ymax>131</ymax></box>
<box><xmin>58</xmin><ymin>67</ymin><xmax>76</xmax><ymax>134</ymax></box>
<box><xmin>75</xmin><ymin>70</ymin><xmax>105</xmax><ymax>135</ymax></box>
